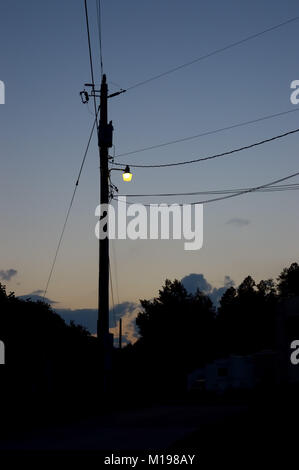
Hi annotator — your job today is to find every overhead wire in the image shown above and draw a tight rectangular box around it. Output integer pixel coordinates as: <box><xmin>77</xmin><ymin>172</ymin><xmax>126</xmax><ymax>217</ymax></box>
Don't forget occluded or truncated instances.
<box><xmin>43</xmin><ymin>1</ymin><xmax>101</xmax><ymax>301</ymax></box>
<box><xmin>43</xmin><ymin>8</ymin><xmax>299</xmax><ymax>301</ymax></box>
<box><xmin>84</xmin><ymin>0</ymin><xmax>98</xmax><ymax>117</ymax></box>
<box><xmin>42</xmin><ymin>111</ymin><xmax>99</xmax><ymax>301</ymax></box>
<box><xmin>114</xmin><ymin>108</ymin><xmax>299</xmax><ymax>159</ymax></box>
<box><xmin>125</xmin><ymin>15</ymin><xmax>299</xmax><ymax>92</ymax></box>
<box><xmin>114</xmin><ymin>127</ymin><xmax>299</xmax><ymax>168</ymax></box>
<box><xmin>96</xmin><ymin>0</ymin><xmax>104</xmax><ymax>76</ymax></box>
<box><xmin>118</xmin><ymin>183</ymin><xmax>299</xmax><ymax>198</ymax></box>
<box><xmin>114</xmin><ymin>170</ymin><xmax>299</xmax><ymax>207</ymax></box>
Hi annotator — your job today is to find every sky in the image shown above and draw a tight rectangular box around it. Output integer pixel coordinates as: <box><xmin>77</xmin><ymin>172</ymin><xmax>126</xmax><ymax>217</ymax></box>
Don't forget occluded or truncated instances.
<box><xmin>1</xmin><ymin>0</ymin><xmax>299</xmax><ymax>342</ymax></box>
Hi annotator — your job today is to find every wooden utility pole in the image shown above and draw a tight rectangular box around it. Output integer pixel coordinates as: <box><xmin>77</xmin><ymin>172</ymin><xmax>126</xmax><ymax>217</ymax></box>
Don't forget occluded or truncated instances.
<box><xmin>97</xmin><ymin>74</ymin><xmax>113</xmax><ymax>383</ymax></box>
<box><xmin>119</xmin><ymin>318</ymin><xmax>122</xmax><ymax>349</ymax></box>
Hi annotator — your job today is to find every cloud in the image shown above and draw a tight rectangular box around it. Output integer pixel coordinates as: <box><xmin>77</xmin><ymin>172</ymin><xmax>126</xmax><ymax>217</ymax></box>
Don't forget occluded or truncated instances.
<box><xmin>181</xmin><ymin>273</ymin><xmax>212</xmax><ymax>295</ymax></box>
<box><xmin>110</xmin><ymin>302</ymin><xmax>140</xmax><ymax>346</ymax></box>
<box><xmin>57</xmin><ymin>308</ymin><xmax>97</xmax><ymax>333</ymax></box>
<box><xmin>110</xmin><ymin>301</ymin><xmax>137</xmax><ymax>327</ymax></box>
<box><xmin>0</xmin><ymin>269</ymin><xmax>17</xmax><ymax>281</ymax></box>
<box><xmin>57</xmin><ymin>301</ymin><xmax>139</xmax><ymax>344</ymax></box>
<box><xmin>226</xmin><ymin>217</ymin><xmax>250</xmax><ymax>227</ymax></box>
<box><xmin>16</xmin><ymin>286</ymin><xmax>140</xmax><ymax>345</ymax></box>
<box><xmin>16</xmin><ymin>287</ymin><xmax>140</xmax><ymax>345</ymax></box>
<box><xmin>18</xmin><ymin>292</ymin><xmax>57</xmax><ymax>305</ymax></box>
<box><xmin>209</xmin><ymin>275</ymin><xmax>235</xmax><ymax>306</ymax></box>
<box><xmin>181</xmin><ymin>273</ymin><xmax>234</xmax><ymax>307</ymax></box>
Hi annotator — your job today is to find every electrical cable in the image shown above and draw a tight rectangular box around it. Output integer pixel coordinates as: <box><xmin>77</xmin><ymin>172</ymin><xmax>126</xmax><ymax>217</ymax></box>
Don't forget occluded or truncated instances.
<box><xmin>114</xmin><ymin>108</ymin><xmax>299</xmax><ymax>159</ymax></box>
<box><xmin>42</xmin><ymin>112</ymin><xmax>99</xmax><ymax>301</ymax></box>
<box><xmin>114</xmin><ymin>170</ymin><xmax>299</xmax><ymax>206</ymax></box>
<box><xmin>125</xmin><ymin>15</ymin><xmax>299</xmax><ymax>92</ymax></box>
<box><xmin>96</xmin><ymin>0</ymin><xmax>104</xmax><ymax>76</ymax></box>
<box><xmin>114</xmin><ymin>127</ymin><xmax>299</xmax><ymax>168</ymax></box>
<box><xmin>84</xmin><ymin>0</ymin><xmax>98</xmax><ymax>117</ymax></box>
<box><xmin>118</xmin><ymin>183</ymin><xmax>299</xmax><ymax>198</ymax></box>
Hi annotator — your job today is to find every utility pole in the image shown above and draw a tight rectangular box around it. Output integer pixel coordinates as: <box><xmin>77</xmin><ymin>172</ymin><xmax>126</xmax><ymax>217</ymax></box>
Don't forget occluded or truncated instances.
<box><xmin>119</xmin><ymin>317</ymin><xmax>122</xmax><ymax>350</ymax></box>
<box><xmin>81</xmin><ymin>73</ymin><xmax>126</xmax><ymax>389</ymax></box>
<box><xmin>97</xmin><ymin>74</ymin><xmax>113</xmax><ymax>386</ymax></box>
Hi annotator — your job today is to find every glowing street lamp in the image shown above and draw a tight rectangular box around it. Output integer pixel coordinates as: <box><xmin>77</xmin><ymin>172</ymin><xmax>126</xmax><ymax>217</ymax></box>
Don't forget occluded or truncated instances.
<box><xmin>122</xmin><ymin>165</ymin><xmax>133</xmax><ymax>182</ymax></box>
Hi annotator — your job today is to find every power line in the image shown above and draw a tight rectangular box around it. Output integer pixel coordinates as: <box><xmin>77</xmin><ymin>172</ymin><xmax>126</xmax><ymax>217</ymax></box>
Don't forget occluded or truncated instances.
<box><xmin>109</xmin><ymin>80</ymin><xmax>123</xmax><ymax>89</ymax></box>
<box><xmin>84</xmin><ymin>0</ymin><xmax>98</xmax><ymax>117</ymax></box>
<box><xmin>114</xmin><ymin>170</ymin><xmax>299</xmax><ymax>206</ymax></box>
<box><xmin>43</xmin><ymin>113</ymin><xmax>98</xmax><ymax>300</ymax></box>
<box><xmin>118</xmin><ymin>183</ymin><xmax>299</xmax><ymax>198</ymax></box>
<box><xmin>114</xmin><ymin>127</ymin><xmax>299</xmax><ymax>168</ymax></box>
<box><xmin>114</xmin><ymin>108</ymin><xmax>299</xmax><ymax>159</ymax></box>
<box><xmin>125</xmin><ymin>15</ymin><xmax>299</xmax><ymax>92</ymax></box>
<box><xmin>96</xmin><ymin>0</ymin><xmax>104</xmax><ymax>76</ymax></box>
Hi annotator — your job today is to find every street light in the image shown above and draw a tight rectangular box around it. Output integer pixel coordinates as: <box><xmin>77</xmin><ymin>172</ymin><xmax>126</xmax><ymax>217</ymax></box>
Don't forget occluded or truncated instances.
<box><xmin>110</xmin><ymin>165</ymin><xmax>133</xmax><ymax>182</ymax></box>
<box><xmin>122</xmin><ymin>165</ymin><xmax>133</xmax><ymax>182</ymax></box>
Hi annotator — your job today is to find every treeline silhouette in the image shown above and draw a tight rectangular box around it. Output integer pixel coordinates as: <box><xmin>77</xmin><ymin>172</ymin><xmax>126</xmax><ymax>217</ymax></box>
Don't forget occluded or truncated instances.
<box><xmin>0</xmin><ymin>285</ymin><xmax>100</xmax><ymax>429</ymax></box>
<box><xmin>0</xmin><ymin>262</ymin><xmax>299</xmax><ymax>425</ymax></box>
<box><xmin>116</xmin><ymin>262</ymin><xmax>299</xmax><ymax>398</ymax></box>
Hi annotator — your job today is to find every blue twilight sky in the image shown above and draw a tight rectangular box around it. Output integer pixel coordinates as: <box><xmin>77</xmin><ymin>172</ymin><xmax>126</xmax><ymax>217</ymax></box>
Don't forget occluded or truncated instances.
<box><xmin>1</xmin><ymin>0</ymin><xmax>299</xmax><ymax>340</ymax></box>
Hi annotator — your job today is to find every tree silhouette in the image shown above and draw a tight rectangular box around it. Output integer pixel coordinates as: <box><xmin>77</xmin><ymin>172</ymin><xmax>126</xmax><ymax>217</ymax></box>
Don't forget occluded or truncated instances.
<box><xmin>277</xmin><ymin>262</ymin><xmax>299</xmax><ymax>297</ymax></box>
<box><xmin>122</xmin><ymin>263</ymin><xmax>299</xmax><ymax>398</ymax></box>
<box><xmin>129</xmin><ymin>279</ymin><xmax>216</xmax><ymax>395</ymax></box>
<box><xmin>0</xmin><ymin>283</ymin><xmax>99</xmax><ymax>422</ymax></box>
<box><xmin>216</xmin><ymin>275</ymin><xmax>277</xmax><ymax>355</ymax></box>
<box><xmin>136</xmin><ymin>279</ymin><xmax>215</xmax><ymax>366</ymax></box>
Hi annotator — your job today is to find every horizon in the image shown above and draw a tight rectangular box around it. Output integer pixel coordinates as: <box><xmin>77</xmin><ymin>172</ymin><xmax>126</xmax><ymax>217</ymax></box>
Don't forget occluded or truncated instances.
<box><xmin>1</xmin><ymin>0</ymin><xmax>299</xmax><ymax>340</ymax></box>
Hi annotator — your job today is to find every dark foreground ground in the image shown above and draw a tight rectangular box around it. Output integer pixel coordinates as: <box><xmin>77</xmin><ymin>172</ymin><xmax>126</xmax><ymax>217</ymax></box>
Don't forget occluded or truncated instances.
<box><xmin>0</xmin><ymin>390</ymin><xmax>296</xmax><ymax>466</ymax></box>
